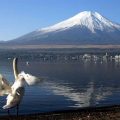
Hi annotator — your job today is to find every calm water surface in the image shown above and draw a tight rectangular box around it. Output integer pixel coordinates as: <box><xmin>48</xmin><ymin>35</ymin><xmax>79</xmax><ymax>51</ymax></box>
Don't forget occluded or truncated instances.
<box><xmin>0</xmin><ymin>59</ymin><xmax>120</xmax><ymax>115</ymax></box>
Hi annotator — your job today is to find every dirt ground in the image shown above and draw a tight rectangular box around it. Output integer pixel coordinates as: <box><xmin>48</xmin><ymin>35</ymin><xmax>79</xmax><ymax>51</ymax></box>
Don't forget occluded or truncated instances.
<box><xmin>0</xmin><ymin>105</ymin><xmax>120</xmax><ymax>120</ymax></box>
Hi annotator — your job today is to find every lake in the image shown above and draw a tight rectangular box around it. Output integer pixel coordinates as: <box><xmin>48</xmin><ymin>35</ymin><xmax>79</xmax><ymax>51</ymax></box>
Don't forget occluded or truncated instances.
<box><xmin>0</xmin><ymin>55</ymin><xmax>120</xmax><ymax>115</ymax></box>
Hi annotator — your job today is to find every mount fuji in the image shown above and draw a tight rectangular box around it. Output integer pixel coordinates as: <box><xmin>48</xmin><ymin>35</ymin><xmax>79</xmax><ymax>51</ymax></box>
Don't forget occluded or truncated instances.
<box><xmin>9</xmin><ymin>11</ymin><xmax>120</xmax><ymax>45</ymax></box>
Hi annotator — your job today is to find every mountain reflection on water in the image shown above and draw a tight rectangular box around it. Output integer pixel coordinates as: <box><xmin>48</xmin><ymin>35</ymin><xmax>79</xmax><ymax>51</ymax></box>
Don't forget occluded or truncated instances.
<box><xmin>0</xmin><ymin>58</ymin><xmax>120</xmax><ymax>115</ymax></box>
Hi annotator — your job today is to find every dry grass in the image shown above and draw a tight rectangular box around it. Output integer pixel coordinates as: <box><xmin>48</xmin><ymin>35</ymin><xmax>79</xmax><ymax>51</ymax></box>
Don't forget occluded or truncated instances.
<box><xmin>1</xmin><ymin>44</ymin><xmax>120</xmax><ymax>49</ymax></box>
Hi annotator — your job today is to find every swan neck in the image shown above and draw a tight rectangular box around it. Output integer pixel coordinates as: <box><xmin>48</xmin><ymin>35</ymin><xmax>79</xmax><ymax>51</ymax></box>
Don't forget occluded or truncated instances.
<box><xmin>13</xmin><ymin>58</ymin><xmax>19</xmax><ymax>80</ymax></box>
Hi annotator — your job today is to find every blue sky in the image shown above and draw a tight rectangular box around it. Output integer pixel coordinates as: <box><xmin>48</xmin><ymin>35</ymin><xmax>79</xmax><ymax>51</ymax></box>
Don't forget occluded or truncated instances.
<box><xmin>0</xmin><ymin>0</ymin><xmax>120</xmax><ymax>41</ymax></box>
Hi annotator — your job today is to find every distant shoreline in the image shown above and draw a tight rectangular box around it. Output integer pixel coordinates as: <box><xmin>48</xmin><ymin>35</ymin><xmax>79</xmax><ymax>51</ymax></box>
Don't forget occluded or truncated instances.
<box><xmin>1</xmin><ymin>44</ymin><xmax>120</xmax><ymax>50</ymax></box>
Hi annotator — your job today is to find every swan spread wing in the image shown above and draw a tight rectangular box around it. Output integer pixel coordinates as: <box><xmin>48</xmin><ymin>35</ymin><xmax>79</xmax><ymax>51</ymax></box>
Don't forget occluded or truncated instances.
<box><xmin>19</xmin><ymin>71</ymin><xmax>42</xmax><ymax>85</ymax></box>
<box><xmin>0</xmin><ymin>74</ymin><xmax>11</xmax><ymax>96</ymax></box>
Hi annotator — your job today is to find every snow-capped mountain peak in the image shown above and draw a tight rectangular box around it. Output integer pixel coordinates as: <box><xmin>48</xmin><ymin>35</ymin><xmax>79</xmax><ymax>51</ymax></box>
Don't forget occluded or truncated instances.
<box><xmin>10</xmin><ymin>11</ymin><xmax>120</xmax><ymax>45</ymax></box>
<box><xmin>38</xmin><ymin>11</ymin><xmax>120</xmax><ymax>33</ymax></box>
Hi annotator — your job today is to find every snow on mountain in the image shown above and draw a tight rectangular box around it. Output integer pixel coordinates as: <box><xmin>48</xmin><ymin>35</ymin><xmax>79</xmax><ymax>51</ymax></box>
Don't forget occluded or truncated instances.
<box><xmin>9</xmin><ymin>11</ymin><xmax>120</xmax><ymax>45</ymax></box>
<box><xmin>39</xmin><ymin>11</ymin><xmax>120</xmax><ymax>33</ymax></box>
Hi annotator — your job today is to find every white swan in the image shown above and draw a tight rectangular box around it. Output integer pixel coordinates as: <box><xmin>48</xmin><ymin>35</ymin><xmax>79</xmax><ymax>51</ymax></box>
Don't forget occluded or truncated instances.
<box><xmin>0</xmin><ymin>58</ymin><xmax>40</xmax><ymax>115</ymax></box>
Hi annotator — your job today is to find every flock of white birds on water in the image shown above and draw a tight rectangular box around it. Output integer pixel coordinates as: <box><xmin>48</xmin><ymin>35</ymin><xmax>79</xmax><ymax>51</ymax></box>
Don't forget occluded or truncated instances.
<box><xmin>0</xmin><ymin>58</ymin><xmax>41</xmax><ymax>116</ymax></box>
<box><xmin>81</xmin><ymin>53</ymin><xmax>120</xmax><ymax>64</ymax></box>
